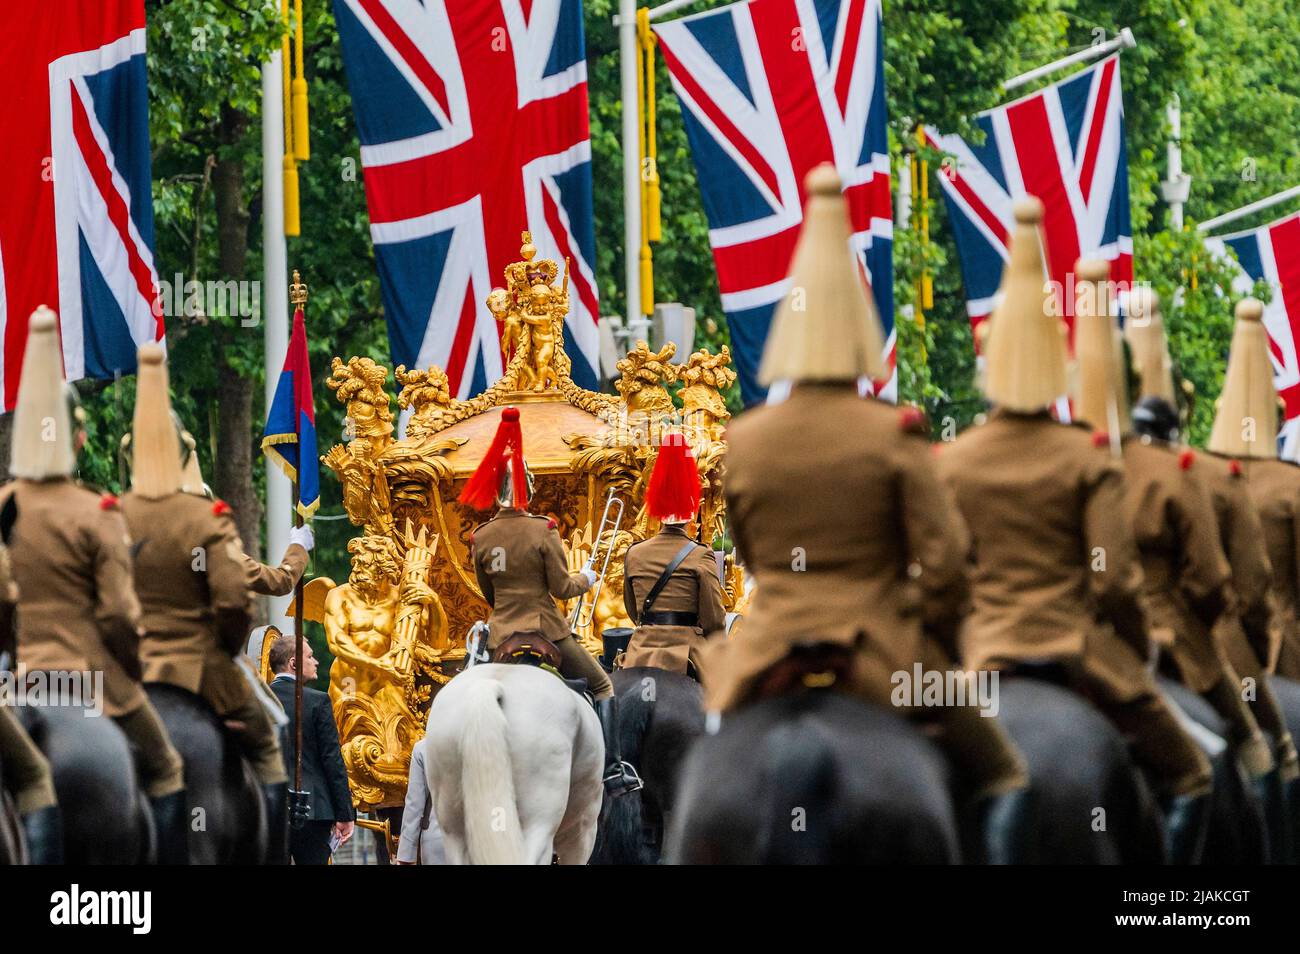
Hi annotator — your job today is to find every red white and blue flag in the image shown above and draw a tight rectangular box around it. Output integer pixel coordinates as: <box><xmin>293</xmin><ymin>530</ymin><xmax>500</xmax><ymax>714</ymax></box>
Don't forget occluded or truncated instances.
<box><xmin>262</xmin><ymin>305</ymin><xmax>320</xmax><ymax>518</ymax></box>
<box><xmin>333</xmin><ymin>0</ymin><xmax>600</xmax><ymax>397</ymax></box>
<box><xmin>925</xmin><ymin>55</ymin><xmax>1133</xmax><ymax>344</ymax></box>
<box><xmin>1207</xmin><ymin>212</ymin><xmax>1300</xmax><ymax>460</ymax></box>
<box><xmin>655</xmin><ymin>0</ymin><xmax>893</xmax><ymax>404</ymax></box>
<box><xmin>0</xmin><ymin>1</ymin><xmax>164</xmax><ymax>410</ymax></box>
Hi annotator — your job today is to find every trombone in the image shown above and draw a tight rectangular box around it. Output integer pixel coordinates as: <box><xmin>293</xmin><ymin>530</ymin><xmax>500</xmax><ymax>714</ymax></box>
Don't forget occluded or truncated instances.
<box><xmin>570</xmin><ymin>489</ymin><xmax>624</xmax><ymax>631</ymax></box>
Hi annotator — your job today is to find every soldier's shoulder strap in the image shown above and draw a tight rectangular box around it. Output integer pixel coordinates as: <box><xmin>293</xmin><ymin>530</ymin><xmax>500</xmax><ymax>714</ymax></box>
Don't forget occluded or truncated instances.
<box><xmin>641</xmin><ymin>541</ymin><xmax>699</xmax><ymax>620</ymax></box>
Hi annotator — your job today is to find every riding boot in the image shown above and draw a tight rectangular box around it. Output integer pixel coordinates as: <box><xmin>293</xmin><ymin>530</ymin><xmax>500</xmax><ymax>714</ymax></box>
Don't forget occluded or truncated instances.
<box><xmin>263</xmin><ymin>783</ymin><xmax>290</xmax><ymax>865</ymax></box>
<box><xmin>1250</xmin><ymin>769</ymin><xmax>1285</xmax><ymax>864</ymax></box>
<box><xmin>20</xmin><ymin>805</ymin><xmax>63</xmax><ymax>865</ymax></box>
<box><xmin>1163</xmin><ymin>791</ymin><xmax>1211</xmax><ymax>865</ymax></box>
<box><xmin>1279</xmin><ymin>739</ymin><xmax>1300</xmax><ymax>865</ymax></box>
<box><xmin>149</xmin><ymin>791</ymin><xmax>189</xmax><ymax>865</ymax></box>
<box><xmin>977</xmin><ymin>788</ymin><xmax>1037</xmax><ymax>864</ymax></box>
<box><xmin>594</xmin><ymin>697</ymin><xmax>642</xmax><ymax>796</ymax></box>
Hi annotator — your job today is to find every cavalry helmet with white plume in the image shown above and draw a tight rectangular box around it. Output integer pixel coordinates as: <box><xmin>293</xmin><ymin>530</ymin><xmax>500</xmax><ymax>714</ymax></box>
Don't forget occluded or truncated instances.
<box><xmin>10</xmin><ymin>307</ymin><xmax>76</xmax><ymax>480</ymax></box>
<box><xmin>981</xmin><ymin>198</ymin><xmax>1069</xmax><ymax>412</ymax></box>
<box><xmin>130</xmin><ymin>344</ymin><xmax>185</xmax><ymax>498</ymax></box>
<box><xmin>1207</xmin><ymin>298</ymin><xmax>1277</xmax><ymax>459</ymax></box>
<box><xmin>758</xmin><ymin>163</ymin><xmax>886</xmax><ymax>386</ymax></box>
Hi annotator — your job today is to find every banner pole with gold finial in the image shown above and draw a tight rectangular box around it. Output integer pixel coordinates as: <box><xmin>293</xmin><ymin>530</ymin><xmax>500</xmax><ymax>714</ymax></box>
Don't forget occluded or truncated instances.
<box><xmin>288</xmin><ymin>269</ymin><xmax>309</xmax><ymax>831</ymax></box>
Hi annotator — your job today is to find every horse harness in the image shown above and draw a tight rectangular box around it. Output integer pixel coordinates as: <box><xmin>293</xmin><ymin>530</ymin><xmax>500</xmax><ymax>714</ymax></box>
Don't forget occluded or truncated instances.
<box><xmin>491</xmin><ymin>632</ymin><xmax>592</xmax><ymax>698</ymax></box>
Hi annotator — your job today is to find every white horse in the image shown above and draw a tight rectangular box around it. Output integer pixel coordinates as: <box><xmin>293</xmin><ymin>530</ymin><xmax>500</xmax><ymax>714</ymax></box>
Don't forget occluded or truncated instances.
<box><xmin>424</xmin><ymin>664</ymin><xmax>604</xmax><ymax>864</ymax></box>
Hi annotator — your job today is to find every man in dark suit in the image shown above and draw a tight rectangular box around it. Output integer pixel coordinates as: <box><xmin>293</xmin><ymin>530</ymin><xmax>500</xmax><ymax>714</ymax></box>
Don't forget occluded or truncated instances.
<box><xmin>269</xmin><ymin>635</ymin><xmax>355</xmax><ymax>864</ymax></box>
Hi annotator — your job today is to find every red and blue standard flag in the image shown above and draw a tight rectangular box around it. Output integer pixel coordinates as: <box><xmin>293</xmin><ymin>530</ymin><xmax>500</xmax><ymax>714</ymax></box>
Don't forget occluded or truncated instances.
<box><xmin>262</xmin><ymin>305</ymin><xmax>319</xmax><ymax>518</ymax></box>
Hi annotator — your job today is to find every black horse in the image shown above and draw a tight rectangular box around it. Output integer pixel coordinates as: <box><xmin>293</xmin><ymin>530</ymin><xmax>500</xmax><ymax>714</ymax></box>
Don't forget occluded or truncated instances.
<box><xmin>993</xmin><ymin>677</ymin><xmax>1165</xmax><ymax>864</ymax></box>
<box><xmin>1155</xmin><ymin>676</ymin><xmax>1270</xmax><ymax>864</ymax></box>
<box><xmin>590</xmin><ymin>667</ymin><xmax>706</xmax><ymax>864</ymax></box>
<box><xmin>664</xmin><ymin>690</ymin><xmax>961</xmax><ymax>864</ymax></box>
<box><xmin>145</xmin><ymin>683</ymin><xmax>267</xmax><ymax>865</ymax></box>
<box><xmin>17</xmin><ymin>701</ymin><xmax>153</xmax><ymax>864</ymax></box>
<box><xmin>0</xmin><ymin>785</ymin><xmax>22</xmax><ymax>863</ymax></box>
<box><xmin>1266</xmin><ymin>674</ymin><xmax>1300</xmax><ymax>864</ymax></box>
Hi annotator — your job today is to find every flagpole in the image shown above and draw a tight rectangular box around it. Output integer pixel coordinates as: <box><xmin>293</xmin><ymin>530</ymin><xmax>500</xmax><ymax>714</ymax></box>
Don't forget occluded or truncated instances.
<box><xmin>292</xmin><ymin>470</ymin><xmax>304</xmax><ymax>801</ymax></box>
<box><xmin>1197</xmin><ymin>184</ymin><xmax>1300</xmax><ymax>234</ymax></box>
<box><xmin>1002</xmin><ymin>28</ymin><xmax>1136</xmax><ymax>94</ymax></box>
<box><xmin>287</xmin><ymin>272</ymin><xmax>309</xmax><ymax>832</ymax></box>
<box><xmin>618</xmin><ymin>0</ymin><xmax>642</xmax><ymax>339</ymax></box>
<box><xmin>262</xmin><ymin>52</ymin><xmax>292</xmax><ymax>623</ymax></box>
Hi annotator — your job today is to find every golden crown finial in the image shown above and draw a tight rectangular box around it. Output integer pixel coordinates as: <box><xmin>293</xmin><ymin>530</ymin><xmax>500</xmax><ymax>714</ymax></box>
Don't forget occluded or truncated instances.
<box><xmin>290</xmin><ymin>269</ymin><xmax>309</xmax><ymax>306</ymax></box>
<box><xmin>520</xmin><ymin>231</ymin><xmax>536</xmax><ymax>262</ymax></box>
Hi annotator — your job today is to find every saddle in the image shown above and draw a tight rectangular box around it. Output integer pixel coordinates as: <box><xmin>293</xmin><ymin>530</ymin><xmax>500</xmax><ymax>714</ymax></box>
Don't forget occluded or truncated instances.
<box><xmin>491</xmin><ymin>631</ymin><xmax>590</xmax><ymax>698</ymax></box>
<box><xmin>753</xmin><ymin>644</ymin><xmax>855</xmax><ymax>702</ymax></box>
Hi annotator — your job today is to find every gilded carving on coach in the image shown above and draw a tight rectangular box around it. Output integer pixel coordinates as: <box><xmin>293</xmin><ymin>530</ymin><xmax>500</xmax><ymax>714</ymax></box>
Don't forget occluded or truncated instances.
<box><xmin>317</xmin><ymin>231</ymin><xmax>743</xmax><ymax>809</ymax></box>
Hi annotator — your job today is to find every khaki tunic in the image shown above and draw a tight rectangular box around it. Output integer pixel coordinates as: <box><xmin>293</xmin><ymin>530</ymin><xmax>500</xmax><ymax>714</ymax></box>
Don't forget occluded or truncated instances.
<box><xmin>1</xmin><ymin>479</ymin><xmax>145</xmax><ymax>717</ymax></box>
<box><xmin>243</xmin><ymin>543</ymin><xmax>308</xmax><ymax>597</ymax></box>
<box><xmin>621</xmin><ymin>525</ymin><xmax>726</xmax><ymax>674</ymax></box>
<box><xmin>939</xmin><ymin>412</ymin><xmax>1212</xmax><ymax>796</ymax></box>
<box><xmin>1239</xmin><ymin>458</ymin><xmax>1300</xmax><ymax>678</ymax></box>
<box><xmin>937</xmin><ymin>412</ymin><xmax>1148</xmax><ymax>678</ymax></box>
<box><xmin>1122</xmin><ymin>439</ymin><xmax>1231</xmax><ymax>693</ymax></box>
<box><xmin>471</xmin><ymin>508</ymin><xmax>589</xmax><ymax>649</ymax></box>
<box><xmin>708</xmin><ymin>386</ymin><xmax>969</xmax><ymax>712</ymax></box>
<box><xmin>1201</xmin><ymin>453</ymin><xmax>1276</xmax><ymax>671</ymax></box>
<box><xmin>121</xmin><ymin>492</ymin><xmax>253</xmax><ymax>715</ymax></box>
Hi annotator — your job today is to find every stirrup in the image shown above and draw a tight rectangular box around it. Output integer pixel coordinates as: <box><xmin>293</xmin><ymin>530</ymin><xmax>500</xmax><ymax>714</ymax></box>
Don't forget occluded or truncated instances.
<box><xmin>603</xmin><ymin>761</ymin><xmax>643</xmax><ymax>795</ymax></box>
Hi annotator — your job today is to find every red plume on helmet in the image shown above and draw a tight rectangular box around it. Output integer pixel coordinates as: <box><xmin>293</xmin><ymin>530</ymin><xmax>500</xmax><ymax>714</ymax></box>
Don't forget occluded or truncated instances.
<box><xmin>645</xmin><ymin>432</ymin><xmax>701</xmax><ymax>522</ymax></box>
<box><xmin>459</xmin><ymin>407</ymin><xmax>528</xmax><ymax>510</ymax></box>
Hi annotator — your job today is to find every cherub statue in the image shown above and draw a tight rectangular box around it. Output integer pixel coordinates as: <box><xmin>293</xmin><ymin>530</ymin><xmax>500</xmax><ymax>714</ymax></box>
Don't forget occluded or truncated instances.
<box><xmin>677</xmin><ymin>345</ymin><xmax>737</xmax><ymax>442</ymax></box>
<box><xmin>395</xmin><ymin>364</ymin><xmax>456</xmax><ymax>440</ymax></box>
<box><xmin>326</xmin><ymin>356</ymin><xmax>394</xmax><ymax>446</ymax></box>
<box><xmin>521</xmin><ymin>282</ymin><xmax>563</xmax><ymax>392</ymax></box>
<box><xmin>489</xmin><ymin>287</ymin><xmax>526</xmax><ymax>371</ymax></box>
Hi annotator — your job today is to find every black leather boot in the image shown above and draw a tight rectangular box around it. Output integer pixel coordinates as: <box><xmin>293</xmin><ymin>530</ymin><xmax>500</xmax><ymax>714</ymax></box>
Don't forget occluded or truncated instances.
<box><xmin>264</xmin><ymin>783</ymin><xmax>290</xmax><ymax>865</ymax></box>
<box><xmin>595</xmin><ymin>697</ymin><xmax>642</xmax><ymax>796</ymax></box>
<box><xmin>149</xmin><ymin>791</ymin><xmax>189</xmax><ymax>865</ymax></box>
<box><xmin>1164</xmin><ymin>791</ymin><xmax>1211</xmax><ymax>865</ymax></box>
<box><xmin>978</xmin><ymin>788</ymin><xmax>1037</xmax><ymax>864</ymax></box>
<box><xmin>21</xmin><ymin>805</ymin><xmax>63</xmax><ymax>865</ymax></box>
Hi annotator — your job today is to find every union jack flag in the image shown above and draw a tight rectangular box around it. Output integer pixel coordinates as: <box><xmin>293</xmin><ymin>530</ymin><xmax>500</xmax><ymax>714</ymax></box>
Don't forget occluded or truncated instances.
<box><xmin>655</xmin><ymin>0</ymin><xmax>893</xmax><ymax>404</ymax></box>
<box><xmin>925</xmin><ymin>54</ymin><xmax>1133</xmax><ymax>343</ymax></box>
<box><xmin>0</xmin><ymin>1</ymin><xmax>163</xmax><ymax>410</ymax></box>
<box><xmin>1207</xmin><ymin>212</ymin><xmax>1300</xmax><ymax>460</ymax></box>
<box><xmin>333</xmin><ymin>0</ymin><xmax>600</xmax><ymax>397</ymax></box>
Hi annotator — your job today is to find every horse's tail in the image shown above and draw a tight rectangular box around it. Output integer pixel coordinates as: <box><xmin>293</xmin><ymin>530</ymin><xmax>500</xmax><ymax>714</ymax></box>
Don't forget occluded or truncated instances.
<box><xmin>756</xmin><ymin>708</ymin><xmax>837</xmax><ymax>864</ymax></box>
<box><xmin>591</xmin><ymin>681</ymin><xmax>656</xmax><ymax>864</ymax></box>
<box><xmin>460</xmin><ymin>677</ymin><xmax>525</xmax><ymax>865</ymax></box>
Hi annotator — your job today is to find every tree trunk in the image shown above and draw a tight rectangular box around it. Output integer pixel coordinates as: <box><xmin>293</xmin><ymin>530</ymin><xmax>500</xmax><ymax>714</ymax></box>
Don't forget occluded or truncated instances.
<box><xmin>210</xmin><ymin>105</ymin><xmax>264</xmax><ymax>596</ymax></box>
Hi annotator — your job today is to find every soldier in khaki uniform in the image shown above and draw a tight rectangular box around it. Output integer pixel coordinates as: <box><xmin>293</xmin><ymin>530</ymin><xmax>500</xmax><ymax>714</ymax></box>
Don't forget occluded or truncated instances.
<box><xmin>709</xmin><ymin>165</ymin><xmax>1032</xmax><ymax>863</ymax></box>
<box><xmin>937</xmin><ymin>200</ymin><xmax>1213</xmax><ymax>863</ymax></box>
<box><xmin>1</xmin><ymin>309</ymin><xmax>187</xmax><ymax>862</ymax></box>
<box><xmin>1126</xmin><ymin>293</ymin><xmax>1300</xmax><ymax>784</ymax></box>
<box><xmin>181</xmin><ymin>430</ymin><xmax>313</xmax><ymax>597</ymax></box>
<box><xmin>461</xmin><ymin>406</ymin><xmax>642</xmax><ymax>795</ymax></box>
<box><xmin>1205</xmin><ymin>300</ymin><xmax>1300</xmax><ymax>840</ymax></box>
<box><xmin>1071</xmin><ymin>269</ymin><xmax>1273</xmax><ymax>780</ymax></box>
<box><xmin>621</xmin><ymin>432</ymin><xmax>726</xmax><ymax>677</ymax></box>
<box><xmin>0</xmin><ymin>530</ymin><xmax>61</xmax><ymax>863</ymax></box>
<box><xmin>1207</xmin><ymin>307</ymin><xmax>1300</xmax><ymax>682</ymax></box>
<box><xmin>119</xmin><ymin>344</ymin><xmax>290</xmax><ymax>860</ymax></box>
